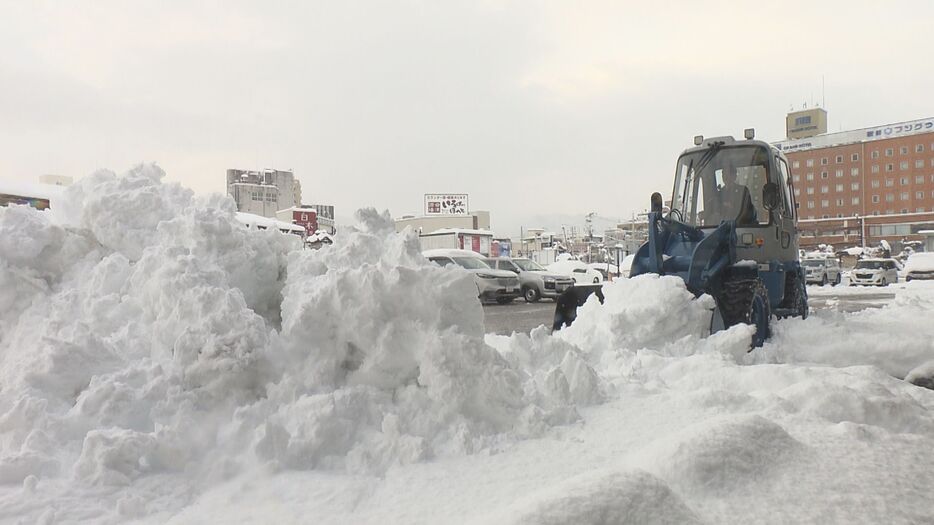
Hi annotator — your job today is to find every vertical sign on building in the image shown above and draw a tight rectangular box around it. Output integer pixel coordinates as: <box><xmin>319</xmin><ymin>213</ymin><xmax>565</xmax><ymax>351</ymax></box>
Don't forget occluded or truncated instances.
<box><xmin>292</xmin><ymin>209</ymin><xmax>318</xmax><ymax>235</ymax></box>
<box><xmin>424</xmin><ymin>194</ymin><xmax>469</xmax><ymax>215</ymax></box>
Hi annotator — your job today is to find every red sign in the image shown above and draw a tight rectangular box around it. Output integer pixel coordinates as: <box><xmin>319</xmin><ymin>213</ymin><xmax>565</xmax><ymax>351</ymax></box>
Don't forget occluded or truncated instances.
<box><xmin>292</xmin><ymin>209</ymin><xmax>318</xmax><ymax>235</ymax></box>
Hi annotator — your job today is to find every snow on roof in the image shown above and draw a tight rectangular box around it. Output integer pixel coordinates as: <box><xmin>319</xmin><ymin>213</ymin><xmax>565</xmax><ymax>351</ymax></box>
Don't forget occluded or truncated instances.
<box><xmin>420</xmin><ymin>228</ymin><xmax>493</xmax><ymax>236</ymax></box>
<box><xmin>0</xmin><ymin>179</ymin><xmax>66</xmax><ymax>201</ymax></box>
<box><xmin>306</xmin><ymin>231</ymin><xmax>334</xmax><ymax>243</ymax></box>
<box><xmin>421</xmin><ymin>248</ymin><xmax>484</xmax><ymax>258</ymax></box>
<box><xmin>234</xmin><ymin>212</ymin><xmax>304</xmax><ymax>233</ymax></box>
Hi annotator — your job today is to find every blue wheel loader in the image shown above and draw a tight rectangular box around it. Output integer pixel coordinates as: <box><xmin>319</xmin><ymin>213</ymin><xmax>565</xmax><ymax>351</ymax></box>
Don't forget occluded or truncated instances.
<box><xmin>554</xmin><ymin>130</ymin><xmax>809</xmax><ymax>347</ymax></box>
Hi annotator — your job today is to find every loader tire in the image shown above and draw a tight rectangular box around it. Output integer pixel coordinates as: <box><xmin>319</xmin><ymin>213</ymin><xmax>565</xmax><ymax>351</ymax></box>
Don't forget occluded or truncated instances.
<box><xmin>718</xmin><ymin>278</ymin><xmax>771</xmax><ymax>348</ymax></box>
<box><xmin>778</xmin><ymin>274</ymin><xmax>808</xmax><ymax>320</ymax></box>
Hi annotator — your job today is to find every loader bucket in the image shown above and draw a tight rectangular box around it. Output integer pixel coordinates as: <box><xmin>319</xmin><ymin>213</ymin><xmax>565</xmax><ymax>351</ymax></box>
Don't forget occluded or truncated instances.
<box><xmin>552</xmin><ymin>284</ymin><xmax>604</xmax><ymax>330</ymax></box>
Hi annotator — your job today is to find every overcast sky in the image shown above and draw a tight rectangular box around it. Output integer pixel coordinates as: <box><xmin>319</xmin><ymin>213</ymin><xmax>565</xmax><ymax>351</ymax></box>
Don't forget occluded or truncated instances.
<box><xmin>2</xmin><ymin>1</ymin><xmax>933</xmax><ymax>236</ymax></box>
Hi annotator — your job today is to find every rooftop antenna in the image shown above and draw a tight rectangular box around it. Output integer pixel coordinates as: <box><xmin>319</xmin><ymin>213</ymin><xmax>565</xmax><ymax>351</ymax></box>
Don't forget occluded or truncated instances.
<box><xmin>821</xmin><ymin>75</ymin><xmax>826</xmax><ymax>108</ymax></box>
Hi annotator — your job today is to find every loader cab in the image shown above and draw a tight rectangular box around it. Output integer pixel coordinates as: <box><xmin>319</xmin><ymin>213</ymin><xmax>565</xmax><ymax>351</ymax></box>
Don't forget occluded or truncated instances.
<box><xmin>670</xmin><ymin>139</ymin><xmax>795</xmax><ymax>228</ymax></box>
<box><xmin>669</xmin><ymin>137</ymin><xmax>799</xmax><ymax>261</ymax></box>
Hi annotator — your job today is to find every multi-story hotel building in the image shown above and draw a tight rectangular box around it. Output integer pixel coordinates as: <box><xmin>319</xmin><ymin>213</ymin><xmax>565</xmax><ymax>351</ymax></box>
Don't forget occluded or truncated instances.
<box><xmin>774</xmin><ymin>113</ymin><xmax>934</xmax><ymax>250</ymax></box>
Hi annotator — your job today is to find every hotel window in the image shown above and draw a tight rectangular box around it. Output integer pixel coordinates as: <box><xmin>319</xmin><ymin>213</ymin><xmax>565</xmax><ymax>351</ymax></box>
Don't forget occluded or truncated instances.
<box><xmin>835</xmin><ymin>155</ymin><xmax>843</xmax><ymax>163</ymax></box>
<box><xmin>821</xmin><ymin>200</ymin><xmax>829</xmax><ymax>207</ymax></box>
<box><xmin>901</xmin><ymin>177</ymin><xmax>909</xmax><ymax>185</ymax></box>
<box><xmin>821</xmin><ymin>171</ymin><xmax>829</xmax><ymax>179</ymax></box>
<box><xmin>885</xmin><ymin>148</ymin><xmax>893</xmax><ymax>156</ymax></box>
<box><xmin>793</xmin><ymin>160</ymin><xmax>800</xmax><ymax>169</ymax></box>
<box><xmin>822</xmin><ymin>215</ymin><xmax>829</xmax><ymax>219</ymax></box>
<box><xmin>793</xmin><ymin>174</ymin><xmax>800</xmax><ymax>182</ymax></box>
<box><xmin>871</xmin><ymin>180</ymin><xmax>880</xmax><ymax>188</ymax></box>
<box><xmin>806</xmin><ymin>159</ymin><xmax>814</xmax><ymax>167</ymax></box>
<box><xmin>871</xmin><ymin>150</ymin><xmax>879</xmax><ymax>159</ymax></box>
<box><xmin>918</xmin><ymin>208</ymin><xmax>926</xmax><ymax>213</ymax></box>
<box><xmin>851</xmin><ymin>153</ymin><xmax>859</xmax><ymax>161</ymax></box>
<box><xmin>872</xmin><ymin>195</ymin><xmax>880</xmax><ymax>203</ymax></box>
<box><xmin>917</xmin><ymin>191</ymin><xmax>925</xmax><ymax>199</ymax></box>
<box><xmin>851</xmin><ymin>168</ymin><xmax>859</xmax><ymax>176</ymax></box>
<box><xmin>821</xmin><ymin>186</ymin><xmax>829</xmax><ymax>194</ymax></box>
<box><xmin>900</xmin><ymin>192</ymin><xmax>909</xmax><ymax>201</ymax></box>
<box><xmin>851</xmin><ymin>182</ymin><xmax>860</xmax><ymax>190</ymax></box>
<box><xmin>918</xmin><ymin>144</ymin><xmax>925</xmax><ymax>153</ymax></box>
<box><xmin>873</xmin><ymin>211</ymin><xmax>880</xmax><ymax>216</ymax></box>
<box><xmin>885</xmin><ymin>179</ymin><xmax>894</xmax><ymax>187</ymax></box>
<box><xmin>871</xmin><ymin>165</ymin><xmax>879</xmax><ymax>173</ymax></box>
<box><xmin>807</xmin><ymin>201</ymin><xmax>815</xmax><ymax>209</ymax></box>
<box><xmin>885</xmin><ymin>194</ymin><xmax>895</xmax><ymax>202</ymax></box>
<box><xmin>835</xmin><ymin>184</ymin><xmax>844</xmax><ymax>192</ymax></box>
<box><xmin>902</xmin><ymin>209</ymin><xmax>909</xmax><ymax>214</ymax></box>
<box><xmin>916</xmin><ymin>176</ymin><xmax>925</xmax><ymax>184</ymax></box>
<box><xmin>900</xmin><ymin>146</ymin><xmax>908</xmax><ymax>155</ymax></box>
<box><xmin>835</xmin><ymin>198</ymin><xmax>844</xmax><ymax>206</ymax></box>
<box><xmin>807</xmin><ymin>187</ymin><xmax>815</xmax><ymax>195</ymax></box>
<box><xmin>821</xmin><ymin>157</ymin><xmax>828</xmax><ymax>165</ymax></box>
<box><xmin>794</xmin><ymin>188</ymin><xmax>800</xmax><ymax>196</ymax></box>
<box><xmin>900</xmin><ymin>161</ymin><xmax>909</xmax><ymax>170</ymax></box>
<box><xmin>885</xmin><ymin>163</ymin><xmax>894</xmax><ymax>172</ymax></box>
<box><xmin>916</xmin><ymin>159</ymin><xmax>924</xmax><ymax>168</ymax></box>
<box><xmin>834</xmin><ymin>169</ymin><xmax>843</xmax><ymax>178</ymax></box>
<box><xmin>852</xmin><ymin>197</ymin><xmax>860</xmax><ymax>205</ymax></box>
<box><xmin>807</xmin><ymin>173</ymin><xmax>814</xmax><ymax>181</ymax></box>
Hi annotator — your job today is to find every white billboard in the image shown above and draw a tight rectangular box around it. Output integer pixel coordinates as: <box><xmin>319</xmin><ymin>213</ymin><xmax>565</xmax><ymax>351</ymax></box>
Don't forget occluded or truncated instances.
<box><xmin>774</xmin><ymin>117</ymin><xmax>934</xmax><ymax>153</ymax></box>
<box><xmin>424</xmin><ymin>193</ymin><xmax>469</xmax><ymax>215</ymax></box>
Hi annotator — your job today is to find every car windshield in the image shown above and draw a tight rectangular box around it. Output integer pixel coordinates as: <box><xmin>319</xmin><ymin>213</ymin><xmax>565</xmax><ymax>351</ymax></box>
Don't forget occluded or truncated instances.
<box><xmin>670</xmin><ymin>144</ymin><xmax>772</xmax><ymax>227</ymax></box>
<box><xmin>493</xmin><ymin>259</ymin><xmax>518</xmax><ymax>272</ymax></box>
<box><xmin>856</xmin><ymin>260</ymin><xmax>884</xmax><ymax>270</ymax></box>
<box><xmin>453</xmin><ymin>257</ymin><xmax>491</xmax><ymax>270</ymax></box>
<box><xmin>802</xmin><ymin>260</ymin><xmax>824</xmax><ymax>267</ymax></box>
<box><xmin>514</xmin><ymin>259</ymin><xmax>546</xmax><ymax>271</ymax></box>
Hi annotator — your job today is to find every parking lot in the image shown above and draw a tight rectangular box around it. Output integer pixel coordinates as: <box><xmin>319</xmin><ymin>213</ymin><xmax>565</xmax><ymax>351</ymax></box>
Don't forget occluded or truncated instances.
<box><xmin>482</xmin><ymin>285</ymin><xmax>902</xmax><ymax>335</ymax></box>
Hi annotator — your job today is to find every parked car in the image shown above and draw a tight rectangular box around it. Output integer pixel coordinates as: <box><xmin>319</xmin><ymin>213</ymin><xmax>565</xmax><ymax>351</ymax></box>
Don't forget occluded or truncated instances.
<box><xmin>423</xmin><ymin>249</ymin><xmax>521</xmax><ymax>303</ymax></box>
<box><xmin>546</xmin><ymin>260</ymin><xmax>604</xmax><ymax>284</ymax></box>
<box><xmin>485</xmin><ymin>257</ymin><xmax>576</xmax><ymax>303</ymax></box>
<box><xmin>586</xmin><ymin>262</ymin><xmax>620</xmax><ymax>281</ymax></box>
<box><xmin>849</xmin><ymin>258</ymin><xmax>899</xmax><ymax>286</ymax></box>
<box><xmin>905</xmin><ymin>252</ymin><xmax>934</xmax><ymax>281</ymax></box>
<box><xmin>802</xmin><ymin>257</ymin><xmax>842</xmax><ymax>286</ymax></box>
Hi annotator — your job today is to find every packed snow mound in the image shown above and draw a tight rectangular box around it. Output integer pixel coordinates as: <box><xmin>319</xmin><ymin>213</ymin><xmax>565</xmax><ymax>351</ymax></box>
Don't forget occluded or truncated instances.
<box><xmin>491</xmin><ymin>470</ymin><xmax>703</xmax><ymax>525</ymax></box>
<box><xmin>0</xmin><ymin>168</ymin><xmax>591</xmax><ymax>522</ymax></box>
<box><xmin>906</xmin><ymin>359</ymin><xmax>934</xmax><ymax>390</ymax></box>
<box><xmin>640</xmin><ymin>415</ymin><xmax>806</xmax><ymax>496</ymax></box>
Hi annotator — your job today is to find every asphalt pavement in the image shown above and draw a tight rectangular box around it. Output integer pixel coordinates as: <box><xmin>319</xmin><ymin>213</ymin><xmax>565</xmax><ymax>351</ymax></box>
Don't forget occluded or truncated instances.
<box><xmin>482</xmin><ymin>287</ymin><xmax>897</xmax><ymax>335</ymax></box>
<box><xmin>482</xmin><ymin>300</ymin><xmax>556</xmax><ymax>335</ymax></box>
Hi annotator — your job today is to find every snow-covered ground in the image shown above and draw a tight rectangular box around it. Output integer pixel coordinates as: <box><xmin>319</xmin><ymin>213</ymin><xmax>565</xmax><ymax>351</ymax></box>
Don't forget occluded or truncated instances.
<box><xmin>2</xmin><ymin>166</ymin><xmax>934</xmax><ymax>524</ymax></box>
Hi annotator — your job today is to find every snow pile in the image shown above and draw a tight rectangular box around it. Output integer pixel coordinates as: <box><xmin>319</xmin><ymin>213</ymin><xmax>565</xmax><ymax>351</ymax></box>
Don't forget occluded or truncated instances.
<box><xmin>3</xmin><ymin>166</ymin><xmax>934</xmax><ymax>523</ymax></box>
<box><xmin>0</xmin><ymin>167</ymin><xmax>600</xmax><ymax>522</ymax></box>
<box><xmin>557</xmin><ymin>274</ymin><xmax>716</xmax><ymax>358</ymax></box>
<box><xmin>249</xmin><ymin>208</ymin><xmax>579</xmax><ymax>474</ymax></box>
<box><xmin>764</xmin><ymin>284</ymin><xmax>934</xmax><ymax>377</ymax></box>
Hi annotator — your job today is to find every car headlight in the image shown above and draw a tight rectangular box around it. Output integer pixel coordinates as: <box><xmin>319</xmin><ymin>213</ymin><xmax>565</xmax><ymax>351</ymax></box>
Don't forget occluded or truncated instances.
<box><xmin>476</xmin><ymin>273</ymin><xmax>498</xmax><ymax>279</ymax></box>
<box><xmin>543</xmin><ymin>277</ymin><xmax>555</xmax><ymax>283</ymax></box>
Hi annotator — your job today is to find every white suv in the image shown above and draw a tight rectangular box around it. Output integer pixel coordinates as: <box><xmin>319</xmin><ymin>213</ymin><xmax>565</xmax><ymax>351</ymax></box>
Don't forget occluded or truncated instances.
<box><xmin>849</xmin><ymin>258</ymin><xmax>899</xmax><ymax>287</ymax></box>
<box><xmin>423</xmin><ymin>249</ymin><xmax>521</xmax><ymax>303</ymax></box>
<box><xmin>802</xmin><ymin>258</ymin><xmax>842</xmax><ymax>286</ymax></box>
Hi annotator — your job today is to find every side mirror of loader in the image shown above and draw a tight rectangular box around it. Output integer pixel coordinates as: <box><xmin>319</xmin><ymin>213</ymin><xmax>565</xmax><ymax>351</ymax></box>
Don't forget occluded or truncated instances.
<box><xmin>762</xmin><ymin>183</ymin><xmax>780</xmax><ymax>211</ymax></box>
<box><xmin>650</xmin><ymin>192</ymin><xmax>663</xmax><ymax>213</ymax></box>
